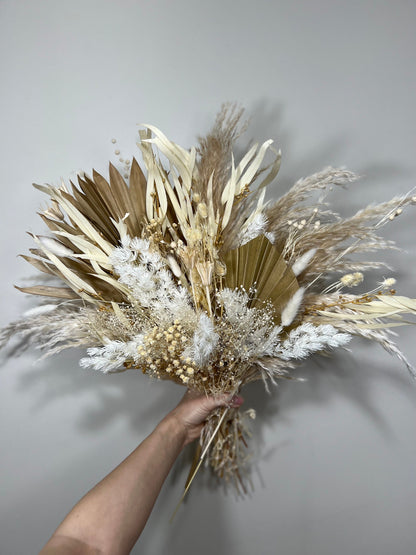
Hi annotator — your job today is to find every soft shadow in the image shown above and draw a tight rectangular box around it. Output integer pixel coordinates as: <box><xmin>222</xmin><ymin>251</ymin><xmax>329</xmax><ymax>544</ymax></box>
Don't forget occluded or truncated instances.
<box><xmin>246</xmin><ymin>97</ymin><xmax>350</xmax><ymax>188</ymax></box>
<box><xmin>137</xmin><ymin>460</ymin><xmax>233</xmax><ymax>555</ymax></box>
<box><xmin>11</xmin><ymin>345</ymin><xmax>184</xmax><ymax>434</ymax></box>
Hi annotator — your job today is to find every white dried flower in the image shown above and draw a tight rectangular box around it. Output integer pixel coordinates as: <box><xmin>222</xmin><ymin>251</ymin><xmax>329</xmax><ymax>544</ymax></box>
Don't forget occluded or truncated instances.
<box><xmin>277</xmin><ymin>323</ymin><xmax>351</xmax><ymax>360</ymax></box>
<box><xmin>238</xmin><ymin>213</ymin><xmax>268</xmax><ymax>246</ymax></box>
<box><xmin>217</xmin><ymin>288</ymin><xmax>250</xmax><ymax>325</ymax></box>
<box><xmin>109</xmin><ymin>246</ymin><xmax>136</xmax><ymax>265</ymax></box>
<box><xmin>245</xmin><ymin>408</ymin><xmax>256</xmax><ymax>420</ymax></box>
<box><xmin>340</xmin><ymin>272</ymin><xmax>364</xmax><ymax>287</ymax></box>
<box><xmin>80</xmin><ymin>336</ymin><xmax>144</xmax><ymax>373</ymax></box>
<box><xmin>291</xmin><ymin>248</ymin><xmax>317</xmax><ymax>277</ymax></box>
<box><xmin>188</xmin><ymin>312</ymin><xmax>219</xmax><ymax>366</ymax></box>
<box><xmin>130</xmin><ymin>237</ymin><xmax>150</xmax><ymax>252</ymax></box>
<box><xmin>281</xmin><ymin>288</ymin><xmax>305</xmax><ymax>327</ymax></box>
<box><xmin>380</xmin><ymin>277</ymin><xmax>396</xmax><ymax>288</ymax></box>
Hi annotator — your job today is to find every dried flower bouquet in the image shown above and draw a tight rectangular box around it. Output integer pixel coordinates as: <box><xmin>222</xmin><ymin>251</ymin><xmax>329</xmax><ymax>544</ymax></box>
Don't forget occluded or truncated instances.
<box><xmin>2</xmin><ymin>105</ymin><xmax>416</xmax><ymax>494</ymax></box>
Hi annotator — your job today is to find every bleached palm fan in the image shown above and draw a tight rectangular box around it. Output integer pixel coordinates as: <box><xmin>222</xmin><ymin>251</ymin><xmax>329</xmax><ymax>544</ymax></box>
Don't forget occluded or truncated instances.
<box><xmin>2</xmin><ymin>105</ymin><xmax>416</xmax><ymax>493</ymax></box>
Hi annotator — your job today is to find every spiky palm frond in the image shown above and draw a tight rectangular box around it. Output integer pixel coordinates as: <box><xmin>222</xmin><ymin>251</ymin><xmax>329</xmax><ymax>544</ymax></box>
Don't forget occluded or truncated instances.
<box><xmin>223</xmin><ymin>235</ymin><xmax>298</xmax><ymax>317</ymax></box>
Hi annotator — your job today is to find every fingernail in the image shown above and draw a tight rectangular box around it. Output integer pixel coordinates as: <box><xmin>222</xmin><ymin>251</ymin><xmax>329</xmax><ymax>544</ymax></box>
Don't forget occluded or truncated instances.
<box><xmin>230</xmin><ymin>394</ymin><xmax>244</xmax><ymax>406</ymax></box>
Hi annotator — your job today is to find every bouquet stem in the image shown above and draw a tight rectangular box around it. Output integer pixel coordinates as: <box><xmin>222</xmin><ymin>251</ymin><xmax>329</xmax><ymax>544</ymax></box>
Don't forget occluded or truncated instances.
<box><xmin>171</xmin><ymin>406</ymin><xmax>230</xmax><ymax>521</ymax></box>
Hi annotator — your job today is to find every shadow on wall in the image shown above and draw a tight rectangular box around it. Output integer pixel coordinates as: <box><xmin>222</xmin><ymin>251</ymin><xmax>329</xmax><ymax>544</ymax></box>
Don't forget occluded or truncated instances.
<box><xmin>242</xmin><ymin>97</ymin><xmax>413</xmax><ymax>209</ymax></box>
<box><xmin>137</xmin><ymin>459</ymin><xmax>235</xmax><ymax>555</ymax></box>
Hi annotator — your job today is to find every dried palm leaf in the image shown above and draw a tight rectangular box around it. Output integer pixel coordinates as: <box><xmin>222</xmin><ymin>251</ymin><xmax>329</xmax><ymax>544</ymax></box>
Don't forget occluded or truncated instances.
<box><xmin>223</xmin><ymin>235</ymin><xmax>298</xmax><ymax>316</ymax></box>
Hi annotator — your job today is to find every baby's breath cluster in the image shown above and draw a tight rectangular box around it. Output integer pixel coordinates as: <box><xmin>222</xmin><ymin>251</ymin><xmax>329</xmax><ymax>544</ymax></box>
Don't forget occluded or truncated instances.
<box><xmin>138</xmin><ymin>321</ymin><xmax>197</xmax><ymax>385</ymax></box>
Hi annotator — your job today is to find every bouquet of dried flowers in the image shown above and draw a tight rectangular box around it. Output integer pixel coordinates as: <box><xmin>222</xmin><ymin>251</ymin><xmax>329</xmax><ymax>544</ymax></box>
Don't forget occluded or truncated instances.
<box><xmin>2</xmin><ymin>105</ymin><xmax>416</xmax><ymax>495</ymax></box>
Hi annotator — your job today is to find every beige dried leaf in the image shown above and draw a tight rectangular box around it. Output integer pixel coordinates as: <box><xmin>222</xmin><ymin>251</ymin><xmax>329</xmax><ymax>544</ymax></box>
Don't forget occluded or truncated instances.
<box><xmin>15</xmin><ymin>285</ymin><xmax>78</xmax><ymax>299</ymax></box>
<box><xmin>223</xmin><ymin>235</ymin><xmax>299</xmax><ymax>316</ymax></box>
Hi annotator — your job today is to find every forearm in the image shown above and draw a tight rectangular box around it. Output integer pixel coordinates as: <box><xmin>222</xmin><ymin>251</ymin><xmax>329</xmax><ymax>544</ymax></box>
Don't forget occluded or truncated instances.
<box><xmin>39</xmin><ymin>391</ymin><xmax>241</xmax><ymax>555</ymax></box>
<box><xmin>42</xmin><ymin>416</ymin><xmax>186</xmax><ymax>555</ymax></box>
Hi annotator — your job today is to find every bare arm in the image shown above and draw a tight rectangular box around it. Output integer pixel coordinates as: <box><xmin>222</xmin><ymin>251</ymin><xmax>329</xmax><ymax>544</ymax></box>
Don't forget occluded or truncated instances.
<box><xmin>39</xmin><ymin>390</ymin><xmax>243</xmax><ymax>555</ymax></box>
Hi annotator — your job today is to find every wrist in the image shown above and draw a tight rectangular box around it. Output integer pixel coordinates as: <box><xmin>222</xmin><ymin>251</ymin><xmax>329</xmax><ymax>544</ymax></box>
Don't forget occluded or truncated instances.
<box><xmin>156</xmin><ymin>413</ymin><xmax>188</xmax><ymax>451</ymax></box>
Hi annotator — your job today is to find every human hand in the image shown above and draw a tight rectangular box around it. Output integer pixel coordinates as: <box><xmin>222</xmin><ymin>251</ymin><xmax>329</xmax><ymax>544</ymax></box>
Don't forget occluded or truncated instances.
<box><xmin>164</xmin><ymin>390</ymin><xmax>244</xmax><ymax>447</ymax></box>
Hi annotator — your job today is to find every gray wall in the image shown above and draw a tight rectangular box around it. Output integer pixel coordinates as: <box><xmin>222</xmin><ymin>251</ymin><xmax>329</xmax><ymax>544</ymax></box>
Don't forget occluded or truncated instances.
<box><xmin>1</xmin><ymin>1</ymin><xmax>416</xmax><ymax>554</ymax></box>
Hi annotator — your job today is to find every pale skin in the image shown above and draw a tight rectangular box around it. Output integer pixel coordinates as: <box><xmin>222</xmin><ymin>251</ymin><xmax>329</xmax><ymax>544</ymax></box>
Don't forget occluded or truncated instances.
<box><xmin>39</xmin><ymin>390</ymin><xmax>244</xmax><ymax>555</ymax></box>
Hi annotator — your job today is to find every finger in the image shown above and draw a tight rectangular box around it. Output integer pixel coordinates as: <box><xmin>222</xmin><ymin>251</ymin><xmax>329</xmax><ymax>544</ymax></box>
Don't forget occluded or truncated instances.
<box><xmin>184</xmin><ymin>389</ymin><xmax>203</xmax><ymax>401</ymax></box>
<box><xmin>199</xmin><ymin>393</ymin><xmax>244</xmax><ymax>412</ymax></box>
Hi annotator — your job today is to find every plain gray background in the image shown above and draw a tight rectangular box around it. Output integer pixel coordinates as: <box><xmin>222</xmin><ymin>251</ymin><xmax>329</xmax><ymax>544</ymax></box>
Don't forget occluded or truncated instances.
<box><xmin>1</xmin><ymin>1</ymin><xmax>415</xmax><ymax>554</ymax></box>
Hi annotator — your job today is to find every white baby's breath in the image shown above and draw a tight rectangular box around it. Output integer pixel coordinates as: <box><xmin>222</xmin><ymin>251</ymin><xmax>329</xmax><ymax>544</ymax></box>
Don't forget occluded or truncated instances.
<box><xmin>238</xmin><ymin>213</ymin><xmax>268</xmax><ymax>246</ymax></box>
